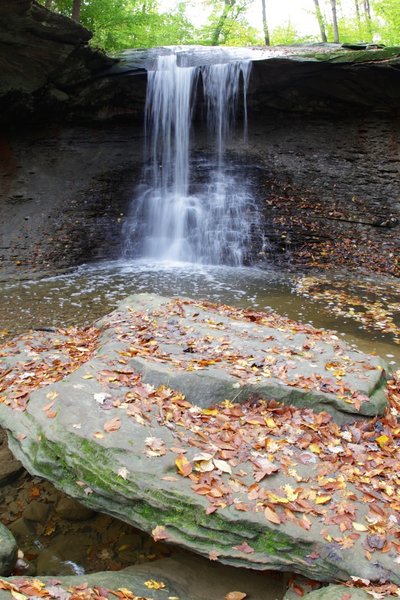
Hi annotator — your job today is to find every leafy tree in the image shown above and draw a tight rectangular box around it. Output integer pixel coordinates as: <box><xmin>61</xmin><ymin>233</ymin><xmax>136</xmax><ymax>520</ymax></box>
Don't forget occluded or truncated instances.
<box><xmin>271</xmin><ymin>21</ymin><xmax>314</xmax><ymax>45</ymax></box>
<box><xmin>373</xmin><ymin>0</ymin><xmax>400</xmax><ymax>44</ymax></box>
<box><xmin>38</xmin><ymin>0</ymin><xmax>196</xmax><ymax>51</ymax></box>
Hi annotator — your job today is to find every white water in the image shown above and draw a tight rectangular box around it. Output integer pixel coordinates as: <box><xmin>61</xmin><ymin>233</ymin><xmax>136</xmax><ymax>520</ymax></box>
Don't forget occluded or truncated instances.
<box><xmin>123</xmin><ymin>50</ymin><xmax>257</xmax><ymax>266</ymax></box>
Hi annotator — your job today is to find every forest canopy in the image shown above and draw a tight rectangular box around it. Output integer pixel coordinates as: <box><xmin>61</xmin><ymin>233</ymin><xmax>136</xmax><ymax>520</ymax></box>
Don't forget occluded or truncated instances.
<box><xmin>39</xmin><ymin>0</ymin><xmax>400</xmax><ymax>51</ymax></box>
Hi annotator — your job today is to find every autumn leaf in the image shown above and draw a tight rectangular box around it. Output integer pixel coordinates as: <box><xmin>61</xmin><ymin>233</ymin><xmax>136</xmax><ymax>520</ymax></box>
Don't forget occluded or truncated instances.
<box><xmin>152</xmin><ymin>525</ymin><xmax>169</xmax><ymax>541</ymax></box>
<box><xmin>104</xmin><ymin>417</ymin><xmax>121</xmax><ymax>432</ymax></box>
<box><xmin>233</xmin><ymin>541</ymin><xmax>254</xmax><ymax>554</ymax></box>
<box><xmin>176</xmin><ymin>454</ymin><xmax>192</xmax><ymax>477</ymax></box>
<box><xmin>264</xmin><ymin>506</ymin><xmax>281</xmax><ymax>525</ymax></box>
<box><xmin>225</xmin><ymin>592</ymin><xmax>247</xmax><ymax>600</ymax></box>
<box><xmin>144</xmin><ymin>580</ymin><xmax>166</xmax><ymax>590</ymax></box>
<box><xmin>209</xmin><ymin>550</ymin><xmax>220</xmax><ymax>561</ymax></box>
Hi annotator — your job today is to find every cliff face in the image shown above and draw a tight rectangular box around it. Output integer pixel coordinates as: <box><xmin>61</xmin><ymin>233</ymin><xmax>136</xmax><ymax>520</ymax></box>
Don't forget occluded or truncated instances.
<box><xmin>0</xmin><ymin>1</ymin><xmax>399</xmax><ymax>278</ymax></box>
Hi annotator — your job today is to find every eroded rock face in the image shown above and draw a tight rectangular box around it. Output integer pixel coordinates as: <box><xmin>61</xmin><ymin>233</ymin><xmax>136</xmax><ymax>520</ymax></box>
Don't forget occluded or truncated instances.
<box><xmin>0</xmin><ymin>295</ymin><xmax>398</xmax><ymax>584</ymax></box>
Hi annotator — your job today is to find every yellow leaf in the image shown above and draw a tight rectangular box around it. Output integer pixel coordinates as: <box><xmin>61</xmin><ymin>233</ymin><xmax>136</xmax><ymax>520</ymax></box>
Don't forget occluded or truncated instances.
<box><xmin>309</xmin><ymin>443</ymin><xmax>321</xmax><ymax>454</ymax></box>
<box><xmin>376</xmin><ymin>435</ymin><xmax>390</xmax><ymax>448</ymax></box>
<box><xmin>353</xmin><ymin>522</ymin><xmax>368</xmax><ymax>532</ymax></box>
<box><xmin>265</xmin><ymin>418</ymin><xmax>277</xmax><ymax>429</ymax></box>
<box><xmin>202</xmin><ymin>408</ymin><xmax>218</xmax><ymax>416</ymax></box>
<box><xmin>46</xmin><ymin>391</ymin><xmax>59</xmax><ymax>401</ymax></box>
<box><xmin>145</xmin><ymin>580</ymin><xmax>166</xmax><ymax>590</ymax></box>
<box><xmin>315</xmin><ymin>495</ymin><xmax>332</xmax><ymax>505</ymax></box>
<box><xmin>11</xmin><ymin>591</ymin><xmax>27</xmax><ymax>600</ymax></box>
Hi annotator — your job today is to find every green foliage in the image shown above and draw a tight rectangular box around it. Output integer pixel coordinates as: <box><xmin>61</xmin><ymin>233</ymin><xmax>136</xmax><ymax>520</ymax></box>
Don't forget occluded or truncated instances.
<box><xmin>373</xmin><ymin>0</ymin><xmax>400</xmax><ymax>44</ymax></box>
<box><xmin>38</xmin><ymin>0</ymin><xmax>400</xmax><ymax>50</ymax></box>
<box><xmin>39</xmin><ymin>0</ymin><xmax>196</xmax><ymax>51</ymax></box>
<box><xmin>271</xmin><ymin>21</ymin><xmax>314</xmax><ymax>45</ymax></box>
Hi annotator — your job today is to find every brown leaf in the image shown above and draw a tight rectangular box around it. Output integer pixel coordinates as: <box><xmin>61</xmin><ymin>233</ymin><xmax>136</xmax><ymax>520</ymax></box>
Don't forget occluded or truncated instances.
<box><xmin>225</xmin><ymin>593</ymin><xmax>247</xmax><ymax>600</ymax></box>
<box><xmin>233</xmin><ymin>541</ymin><xmax>254</xmax><ymax>553</ymax></box>
<box><xmin>264</xmin><ymin>506</ymin><xmax>281</xmax><ymax>525</ymax></box>
<box><xmin>104</xmin><ymin>417</ymin><xmax>121</xmax><ymax>432</ymax></box>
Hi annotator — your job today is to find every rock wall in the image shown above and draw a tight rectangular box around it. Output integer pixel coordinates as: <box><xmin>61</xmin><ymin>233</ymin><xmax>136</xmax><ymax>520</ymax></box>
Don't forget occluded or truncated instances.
<box><xmin>0</xmin><ymin>1</ymin><xmax>399</xmax><ymax>277</ymax></box>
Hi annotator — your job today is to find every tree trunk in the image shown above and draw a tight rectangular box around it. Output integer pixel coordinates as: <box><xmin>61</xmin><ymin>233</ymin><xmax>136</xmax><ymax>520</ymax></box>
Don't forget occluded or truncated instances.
<box><xmin>330</xmin><ymin>0</ymin><xmax>340</xmax><ymax>43</ymax></box>
<box><xmin>71</xmin><ymin>0</ymin><xmax>81</xmax><ymax>22</ymax></box>
<box><xmin>261</xmin><ymin>0</ymin><xmax>270</xmax><ymax>46</ymax></box>
<box><xmin>312</xmin><ymin>0</ymin><xmax>327</xmax><ymax>43</ymax></box>
<box><xmin>354</xmin><ymin>0</ymin><xmax>361</xmax><ymax>27</ymax></box>
<box><xmin>211</xmin><ymin>0</ymin><xmax>234</xmax><ymax>46</ymax></box>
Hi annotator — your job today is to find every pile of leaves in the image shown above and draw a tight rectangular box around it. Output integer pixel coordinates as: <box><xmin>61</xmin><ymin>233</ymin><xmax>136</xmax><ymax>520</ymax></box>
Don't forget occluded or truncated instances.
<box><xmin>0</xmin><ymin>327</ymin><xmax>100</xmax><ymax>411</ymax></box>
<box><xmin>0</xmin><ymin>578</ymin><xmax>165</xmax><ymax>600</ymax></box>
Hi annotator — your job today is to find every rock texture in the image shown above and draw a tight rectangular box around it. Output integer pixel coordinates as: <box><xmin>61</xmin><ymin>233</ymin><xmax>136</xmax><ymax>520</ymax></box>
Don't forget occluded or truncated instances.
<box><xmin>0</xmin><ymin>296</ymin><xmax>398</xmax><ymax>584</ymax></box>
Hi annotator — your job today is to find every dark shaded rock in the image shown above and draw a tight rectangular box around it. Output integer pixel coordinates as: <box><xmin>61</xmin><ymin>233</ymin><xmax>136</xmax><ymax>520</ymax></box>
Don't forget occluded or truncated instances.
<box><xmin>0</xmin><ymin>430</ymin><xmax>23</xmax><ymax>484</ymax></box>
<box><xmin>22</xmin><ymin>500</ymin><xmax>50</xmax><ymax>522</ymax></box>
<box><xmin>55</xmin><ymin>497</ymin><xmax>95</xmax><ymax>521</ymax></box>
<box><xmin>0</xmin><ymin>523</ymin><xmax>17</xmax><ymax>576</ymax></box>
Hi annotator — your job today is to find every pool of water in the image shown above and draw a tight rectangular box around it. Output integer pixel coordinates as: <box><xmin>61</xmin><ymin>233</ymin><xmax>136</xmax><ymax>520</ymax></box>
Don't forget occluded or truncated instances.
<box><xmin>1</xmin><ymin>259</ymin><xmax>399</xmax><ymax>366</ymax></box>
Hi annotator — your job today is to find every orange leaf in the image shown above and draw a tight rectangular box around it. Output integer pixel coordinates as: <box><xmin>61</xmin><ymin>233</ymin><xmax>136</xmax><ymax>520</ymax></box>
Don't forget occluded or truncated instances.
<box><xmin>225</xmin><ymin>593</ymin><xmax>247</xmax><ymax>600</ymax></box>
<box><xmin>176</xmin><ymin>454</ymin><xmax>192</xmax><ymax>477</ymax></box>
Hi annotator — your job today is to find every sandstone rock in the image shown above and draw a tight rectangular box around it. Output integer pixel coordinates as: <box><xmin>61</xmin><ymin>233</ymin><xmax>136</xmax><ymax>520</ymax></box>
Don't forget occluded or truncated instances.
<box><xmin>0</xmin><ymin>522</ymin><xmax>17</xmax><ymax>575</ymax></box>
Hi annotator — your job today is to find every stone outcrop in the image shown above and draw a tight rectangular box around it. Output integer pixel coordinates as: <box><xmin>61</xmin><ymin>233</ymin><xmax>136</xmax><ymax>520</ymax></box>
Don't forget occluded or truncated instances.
<box><xmin>0</xmin><ymin>296</ymin><xmax>399</xmax><ymax>584</ymax></box>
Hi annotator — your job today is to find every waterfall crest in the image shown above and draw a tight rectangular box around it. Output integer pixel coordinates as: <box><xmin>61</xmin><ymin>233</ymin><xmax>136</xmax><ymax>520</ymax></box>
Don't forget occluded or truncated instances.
<box><xmin>123</xmin><ymin>50</ymin><xmax>256</xmax><ymax>266</ymax></box>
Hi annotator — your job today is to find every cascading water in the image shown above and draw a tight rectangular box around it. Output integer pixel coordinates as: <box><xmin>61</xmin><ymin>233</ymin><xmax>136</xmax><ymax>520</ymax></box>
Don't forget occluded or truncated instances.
<box><xmin>123</xmin><ymin>50</ymin><xmax>258</xmax><ymax>266</ymax></box>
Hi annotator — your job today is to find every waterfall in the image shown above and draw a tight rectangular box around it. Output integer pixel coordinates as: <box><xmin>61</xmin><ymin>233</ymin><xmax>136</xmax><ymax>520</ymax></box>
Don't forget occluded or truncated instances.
<box><xmin>123</xmin><ymin>50</ymin><xmax>256</xmax><ymax>266</ymax></box>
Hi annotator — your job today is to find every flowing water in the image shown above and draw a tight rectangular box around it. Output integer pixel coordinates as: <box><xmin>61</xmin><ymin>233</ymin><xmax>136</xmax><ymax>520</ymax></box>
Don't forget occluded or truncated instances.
<box><xmin>123</xmin><ymin>51</ymin><xmax>257</xmax><ymax>265</ymax></box>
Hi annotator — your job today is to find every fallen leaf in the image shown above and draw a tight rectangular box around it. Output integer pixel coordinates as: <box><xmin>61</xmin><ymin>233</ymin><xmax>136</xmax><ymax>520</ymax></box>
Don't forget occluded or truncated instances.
<box><xmin>233</xmin><ymin>541</ymin><xmax>254</xmax><ymax>553</ymax></box>
<box><xmin>152</xmin><ymin>525</ymin><xmax>169</xmax><ymax>541</ymax></box>
<box><xmin>176</xmin><ymin>454</ymin><xmax>192</xmax><ymax>477</ymax></box>
<box><xmin>225</xmin><ymin>593</ymin><xmax>247</xmax><ymax>600</ymax></box>
<box><xmin>264</xmin><ymin>506</ymin><xmax>281</xmax><ymax>525</ymax></box>
<box><xmin>104</xmin><ymin>417</ymin><xmax>121</xmax><ymax>432</ymax></box>
<box><xmin>144</xmin><ymin>580</ymin><xmax>166</xmax><ymax>590</ymax></box>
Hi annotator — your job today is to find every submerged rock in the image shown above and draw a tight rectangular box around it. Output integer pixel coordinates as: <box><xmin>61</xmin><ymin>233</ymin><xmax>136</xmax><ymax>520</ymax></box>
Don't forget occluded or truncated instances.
<box><xmin>0</xmin><ymin>295</ymin><xmax>398</xmax><ymax>584</ymax></box>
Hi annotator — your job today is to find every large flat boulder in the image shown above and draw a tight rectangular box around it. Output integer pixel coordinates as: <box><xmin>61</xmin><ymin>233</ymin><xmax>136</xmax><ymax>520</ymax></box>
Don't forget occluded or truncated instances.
<box><xmin>98</xmin><ymin>294</ymin><xmax>388</xmax><ymax>421</ymax></box>
<box><xmin>0</xmin><ymin>295</ymin><xmax>399</xmax><ymax>585</ymax></box>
